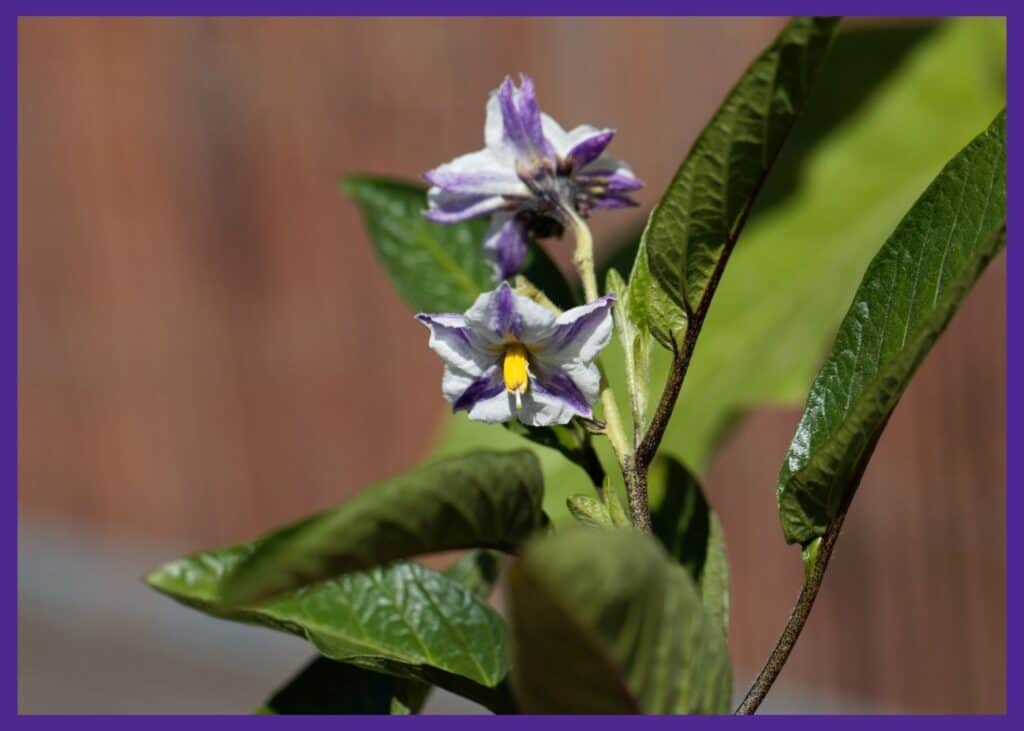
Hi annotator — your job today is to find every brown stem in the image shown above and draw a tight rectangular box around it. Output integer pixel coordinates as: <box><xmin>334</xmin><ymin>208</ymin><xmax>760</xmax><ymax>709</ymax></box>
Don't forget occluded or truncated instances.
<box><xmin>623</xmin><ymin>455</ymin><xmax>652</xmax><ymax>534</ymax></box>
<box><xmin>734</xmin><ymin>510</ymin><xmax>848</xmax><ymax>714</ymax></box>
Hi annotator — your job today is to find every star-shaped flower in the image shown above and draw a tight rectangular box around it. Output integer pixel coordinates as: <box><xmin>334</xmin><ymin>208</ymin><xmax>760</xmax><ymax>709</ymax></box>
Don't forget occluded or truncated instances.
<box><xmin>424</xmin><ymin>74</ymin><xmax>643</xmax><ymax>280</ymax></box>
<box><xmin>416</xmin><ymin>283</ymin><xmax>615</xmax><ymax>427</ymax></box>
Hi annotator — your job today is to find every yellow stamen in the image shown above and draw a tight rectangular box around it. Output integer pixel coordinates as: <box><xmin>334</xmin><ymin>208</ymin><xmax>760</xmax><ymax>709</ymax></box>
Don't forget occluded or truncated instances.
<box><xmin>502</xmin><ymin>343</ymin><xmax>530</xmax><ymax>410</ymax></box>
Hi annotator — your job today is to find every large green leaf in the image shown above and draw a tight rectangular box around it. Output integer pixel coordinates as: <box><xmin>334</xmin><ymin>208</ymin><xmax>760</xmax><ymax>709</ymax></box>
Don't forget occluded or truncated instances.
<box><xmin>633</xmin><ymin>16</ymin><xmax>840</xmax><ymax>346</ymax></box>
<box><xmin>507</xmin><ymin>527</ymin><xmax>732</xmax><ymax>714</ymax></box>
<box><xmin>648</xmin><ymin>456</ymin><xmax>729</xmax><ymax>635</ymax></box>
<box><xmin>256</xmin><ymin>550</ymin><xmax>503</xmax><ymax>715</ymax></box>
<box><xmin>342</xmin><ymin>176</ymin><xmax>490</xmax><ymax>313</ymax></box>
<box><xmin>221</xmin><ymin>450</ymin><xmax>543</xmax><ymax>605</ymax></box>
<box><xmin>777</xmin><ymin>110</ymin><xmax>1006</xmax><ymax>545</ymax></box>
<box><xmin>146</xmin><ymin>547</ymin><xmax>511</xmax><ymax>711</ymax></box>
<box><xmin>433</xmin><ymin>19</ymin><xmax>1005</xmax><ymax>524</ymax></box>
<box><xmin>341</xmin><ymin>176</ymin><xmax>574</xmax><ymax>312</ymax></box>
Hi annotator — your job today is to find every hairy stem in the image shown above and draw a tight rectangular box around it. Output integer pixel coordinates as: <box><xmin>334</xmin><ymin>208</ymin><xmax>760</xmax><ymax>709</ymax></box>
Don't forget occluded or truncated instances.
<box><xmin>570</xmin><ymin>210</ymin><xmax>601</xmax><ymax>304</ymax></box>
<box><xmin>622</xmin><ymin>456</ymin><xmax>652</xmax><ymax>533</ymax></box>
<box><xmin>569</xmin><ymin>213</ymin><xmax>632</xmax><ymax>467</ymax></box>
<box><xmin>735</xmin><ymin>510</ymin><xmax>848</xmax><ymax>714</ymax></box>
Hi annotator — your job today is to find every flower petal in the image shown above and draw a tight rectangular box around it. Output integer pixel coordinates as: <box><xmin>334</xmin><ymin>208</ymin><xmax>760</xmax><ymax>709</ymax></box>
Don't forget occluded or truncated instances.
<box><xmin>535</xmin><ymin>294</ymin><xmax>616</xmax><ymax>363</ymax></box>
<box><xmin>578</xmin><ymin>157</ymin><xmax>644</xmax><ymax>193</ymax></box>
<box><xmin>416</xmin><ymin>312</ymin><xmax>495</xmax><ymax>376</ymax></box>
<box><xmin>449</xmin><ymin>366</ymin><xmax>515</xmax><ymax>423</ymax></box>
<box><xmin>424</xmin><ymin>189</ymin><xmax>509</xmax><ymax>223</ymax></box>
<box><xmin>565</xmin><ymin>127</ymin><xmax>615</xmax><ymax>168</ymax></box>
<box><xmin>589</xmin><ymin>193</ymin><xmax>639</xmax><ymax>210</ymax></box>
<box><xmin>517</xmin><ymin>366</ymin><xmax>593</xmax><ymax>426</ymax></box>
<box><xmin>467</xmin><ymin>391</ymin><xmax>516</xmax><ymax>422</ymax></box>
<box><xmin>539</xmin><ymin>113</ymin><xmax>572</xmax><ymax>156</ymax></box>
<box><xmin>496</xmin><ymin>74</ymin><xmax>554</xmax><ymax>160</ymax></box>
<box><xmin>559</xmin><ymin>360</ymin><xmax>601</xmax><ymax>404</ymax></box>
<box><xmin>465</xmin><ymin>282</ymin><xmax>556</xmax><ymax>341</ymax></box>
<box><xmin>424</xmin><ymin>148</ymin><xmax>526</xmax><ymax>197</ymax></box>
<box><xmin>485</xmin><ymin>93</ymin><xmax>517</xmax><ymax>163</ymax></box>
<box><xmin>441</xmin><ymin>366</ymin><xmax>477</xmax><ymax>404</ymax></box>
<box><xmin>452</xmin><ymin>365</ymin><xmax>509</xmax><ymax>416</ymax></box>
<box><xmin>483</xmin><ymin>214</ymin><xmax>529</xmax><ymax>281</ymax></box>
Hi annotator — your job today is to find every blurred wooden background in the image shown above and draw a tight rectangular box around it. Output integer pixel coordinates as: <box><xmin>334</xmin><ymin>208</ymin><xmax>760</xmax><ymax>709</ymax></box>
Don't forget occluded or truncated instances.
<box><xmin>18</xmin><ymin>17</ymin><xmax>1004</xmax><ymax>713</ymax></box>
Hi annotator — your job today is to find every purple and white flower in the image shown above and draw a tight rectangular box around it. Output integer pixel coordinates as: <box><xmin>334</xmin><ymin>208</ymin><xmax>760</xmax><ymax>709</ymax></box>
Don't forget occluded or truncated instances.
<box><xmin>416</xmin><ymin>282</ymin><xmax>616</xmax><ymax>427</ymax></box>
<box><xmin>424</xmin><ymin>73</ymin><xmax>643</xmax><ymax>280</ymax></box>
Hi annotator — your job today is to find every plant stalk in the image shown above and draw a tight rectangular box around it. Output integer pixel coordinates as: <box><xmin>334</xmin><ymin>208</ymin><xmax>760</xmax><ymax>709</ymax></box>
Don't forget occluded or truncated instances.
<box><xmin>568</xmin><ymin>213</ymin><xmax>632</xmax><ymax>463</ymax></box>
<box><xmin>735</xmin><ymin>510</ymin><xmax>848</xmax><ymax>714</ymax></box>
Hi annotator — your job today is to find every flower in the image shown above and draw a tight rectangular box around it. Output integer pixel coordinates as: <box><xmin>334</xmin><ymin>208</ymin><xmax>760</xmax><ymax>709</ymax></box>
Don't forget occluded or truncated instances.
<box><xmin>416</xmin><ymin>282</ymin><xmax>616</xmax><ymax>427</ymax></box>
<box><xmin>423</xmin><ymin>73</ymin><xmax>643</xmax><ymax>280</ymax></box>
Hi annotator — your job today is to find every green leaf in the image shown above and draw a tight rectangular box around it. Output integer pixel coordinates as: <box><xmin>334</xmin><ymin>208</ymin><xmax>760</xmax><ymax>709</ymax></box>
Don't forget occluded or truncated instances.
<box><xmin>259</xmin><ymin>657</ymin><xmax>427</xmax><ymax>715</ymax></box>
<box><xmin>777</xmin><ymin>110</ymin><xmax>1005</xmax><ymax>545</ymax></box>
<box><xmin>147</xmin><ymin>549</ymin><xmax>511</xmax><ymax>710</ymax></box>
<box><xmin>257</xmin><ymin>550</ymin><xmax>501</xmax><ymax>715</ymax></box>
<box><xmin>341</xmin><ymin>176</ymin><xmax>491</xmax><ymax>313</ymax></box>
<box><xmin>222</xmin><ymin>450</ymin><xmax>544</xmax><ymax>605</ymax></box>
<box><xmin>633</xmin><ymin>16</ymin><xmax>840</xmax><ymax>346</ymax></box>
<box><xmin>648</xmin><ymin>456</ymin><xmax>729</xmax><ymax>635</ymax></box>
<box><xmin>507</xmin><ymin>527</ymin><xmax>732</xmax><ymax>714</ymax></box>
<box><xmin>341</xmin><ymin>176</ymin><xmax>574</xmax><ymax>312</ymax></box>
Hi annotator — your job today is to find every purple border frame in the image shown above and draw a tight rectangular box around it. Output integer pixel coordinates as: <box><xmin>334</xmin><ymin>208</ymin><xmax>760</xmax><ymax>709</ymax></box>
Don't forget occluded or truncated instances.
<box><xmin>9</xmin><ymin>1</ymin><xmax>1017</xmax><ymax>725</ymax></box>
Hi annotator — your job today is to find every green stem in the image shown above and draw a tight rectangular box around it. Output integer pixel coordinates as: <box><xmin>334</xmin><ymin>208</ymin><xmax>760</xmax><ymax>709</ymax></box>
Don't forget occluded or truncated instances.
<box><xmin>567</xmin><ymin>211</ymin><xmax>645</xmax><ymax>530</ymax></box>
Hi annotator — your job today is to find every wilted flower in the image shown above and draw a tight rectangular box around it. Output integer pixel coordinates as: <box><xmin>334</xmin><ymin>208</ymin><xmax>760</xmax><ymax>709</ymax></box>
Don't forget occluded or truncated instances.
<box><xmin>416</xmin><ymin>282</ymin><xmax>615</xmax><ymax>427</ymax></box>
<box><xmin>424</xmin><ymin>74</ymin><xmax>643</xmax><ymax>280</ymax></box>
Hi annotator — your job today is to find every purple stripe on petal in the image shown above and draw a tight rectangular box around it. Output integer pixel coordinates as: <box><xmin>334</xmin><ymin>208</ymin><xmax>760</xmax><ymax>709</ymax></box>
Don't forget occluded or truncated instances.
<box><xmin>604</xmin><ymin>170</ymin><xmax>644</xmax><ymax>193</ymax></box>
<box><xmin>484</xmin><ymin>216</ymin><xmax>529</xmax><ymax>281</ymax></box>
<box><xmin>494</xmin><ymin>281</ymin><xmax>523</xmax><ymax>338</ymax></box>
<box><xmin>533</xmin><ymin>366</ymin><xmax>593</xmax><ymax>418</ymax></box>
<box><xmin>453</xmin><ymin>366</ymin><xmax>504</xmax><ymax>413</ymax></box>
<box><xmin>567</xmin><ymin>130</ymin><xmax>615</xmax><ymax>168</ymax></box>
<box><xmin>415</xmin><ymin>313</ymin><xmax>471</xmax><ymax>344</ymax></box>
<box><xmin>498</xmin><ymin>74</ymin><xmax>553</xmax><ymax>160</ymax></box>
<box><xmin>545</xmin><ymin>295</ymin><xmax>616</xmax><ymax>353</ymax></box>
<box><xmin>590</xmin><ymin>193</ymin><xmax>640</xmax><ymax>210</ymax></box>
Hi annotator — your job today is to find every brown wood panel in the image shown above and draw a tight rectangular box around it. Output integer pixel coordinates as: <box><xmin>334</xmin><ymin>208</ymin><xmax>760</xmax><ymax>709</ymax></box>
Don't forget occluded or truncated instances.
<box><xmin>18</xmin><ymin>17</ymin><xmax>1003</xmax><ymax>712</ymax></box>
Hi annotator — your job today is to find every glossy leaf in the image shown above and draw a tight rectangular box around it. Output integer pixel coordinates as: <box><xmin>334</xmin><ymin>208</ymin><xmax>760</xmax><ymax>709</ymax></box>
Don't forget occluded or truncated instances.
<box><xmin>648</xmin><ymin>456</ymin><xmax>729</xmax><ymax>635</ymax></box>
<box><xmin>778</xmin><ymin>110</ymin><xmax>1006</xmax><ymax>545</ymax></box>
<box><xmin>633</xmin><ymin>16</ymin><xmax>840</xmax><ymax>347</ymax></box>
<box><xmin>147</xmin><ymin>548</ymin><xmax>511</xmax><ymax>709</ymax></box>
<box><xmin>222</xmin><ymin>450</ymin><xmax>544</xmax><ymax>605</ymax></box>
<box><xmin>257</xmin><ymin>550</ymin><xmax>502</xmax><ymax>715</ymax></box>
<box><xmin>341</xmin><ymin>176</ymin><xmax>574</xmax><ymax>312</ymax></box>
<box><xmin>507</xmin><ymin>527</ymin><xmax>732</xmax><ymax>714</ymax></box>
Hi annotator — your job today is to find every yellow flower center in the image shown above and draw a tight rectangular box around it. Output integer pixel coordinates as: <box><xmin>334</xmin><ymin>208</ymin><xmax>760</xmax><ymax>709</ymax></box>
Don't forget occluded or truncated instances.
<box><xmin>502</xmin><ymin>343</ymin><xmax>530</xmax><ymax>410</ymax></box>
